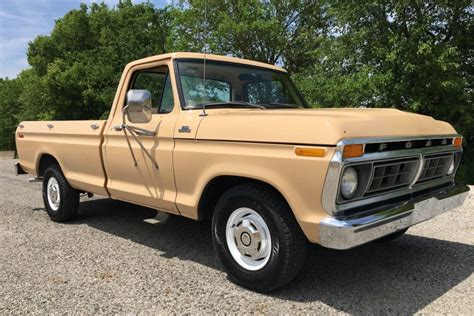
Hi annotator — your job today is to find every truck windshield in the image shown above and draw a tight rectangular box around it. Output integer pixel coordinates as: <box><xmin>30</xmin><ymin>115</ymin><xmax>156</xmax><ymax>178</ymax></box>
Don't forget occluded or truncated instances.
<box><xmin>176</xmin><ymin>59</ymin><xmax>308</xmax><ymax>110</ymax></box>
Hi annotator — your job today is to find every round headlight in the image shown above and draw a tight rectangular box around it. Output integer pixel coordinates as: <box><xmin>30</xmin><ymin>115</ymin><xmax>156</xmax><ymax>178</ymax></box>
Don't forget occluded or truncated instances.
<box><xmin>447</xmin><ymin>160</ymin><xmax>455</xmax><ymax>175</ymax></box>
<box><xmin>341</xmin><ymin>167</ymin><xmax>359</xmax><ymax>199</ymax></box>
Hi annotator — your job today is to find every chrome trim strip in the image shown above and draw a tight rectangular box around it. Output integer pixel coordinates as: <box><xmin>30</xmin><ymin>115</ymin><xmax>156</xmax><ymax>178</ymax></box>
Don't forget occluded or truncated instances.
<box><xmin>410</xmin><ymin>153</ymin><xmax>424</xmax><ymax>188</ymax></box>
<box><xmin>321</xmin><ymin>143</ymin><xmax>344</xmax><ymax>215</ymax></box>
<box><xmin>319</xmin><ymin>184</ymin><xmax>469</xmax><ymax>249</ymax></box>
<box><xmin>336</xmin><ymin>176</ymin><xmax>454</xmax><ymax>211</ymax></box>
<box><xmin>321</xmin><ymin>134</ymin><xmax>463</xmax><ymax>216</ymax></box>
<box><xmin>339</xmin><ymin>134</ymin><xmax>461</xmax><ymax>145</ymax></box>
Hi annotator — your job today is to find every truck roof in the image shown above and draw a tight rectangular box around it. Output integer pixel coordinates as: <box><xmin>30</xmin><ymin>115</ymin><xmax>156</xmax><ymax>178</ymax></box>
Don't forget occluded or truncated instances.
<box><xmin>127</xmin><ymin>52</ymin><xmax>288</xmax><ymax>73</ymax></box>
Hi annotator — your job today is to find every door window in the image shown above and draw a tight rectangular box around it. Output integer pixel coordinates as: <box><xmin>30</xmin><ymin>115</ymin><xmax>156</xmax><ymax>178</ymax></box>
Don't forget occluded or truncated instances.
<box><xmin>131</xmin><ymin>66</ymin><xmax>174</xmax><ymax>114</ymax></box>
<box><xmin>160</xmin><ymin>74</ymin><xmax>174</xmax><ymax>113</ymax></box>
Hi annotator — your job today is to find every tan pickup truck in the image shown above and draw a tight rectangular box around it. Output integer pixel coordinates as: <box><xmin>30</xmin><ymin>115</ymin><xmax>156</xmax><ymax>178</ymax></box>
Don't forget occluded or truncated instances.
<box><xmin>15</xmin><ymin>52</ymin><xmax>469</xmax><ymax>291</ymax></box>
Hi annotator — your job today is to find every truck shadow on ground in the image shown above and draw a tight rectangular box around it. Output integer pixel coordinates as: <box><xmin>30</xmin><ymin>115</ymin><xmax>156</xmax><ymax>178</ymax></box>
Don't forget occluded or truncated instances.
<box><xmin>73</xmin><ymin>198</ymin><xmax>473</xmax><ymax>314</ymax></box>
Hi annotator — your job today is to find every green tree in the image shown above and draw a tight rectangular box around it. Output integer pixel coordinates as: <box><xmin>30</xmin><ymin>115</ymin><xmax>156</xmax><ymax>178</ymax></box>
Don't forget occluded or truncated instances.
<box><xmin>0</xmin><ymin>78</ymin><xmax>21</xmax><ymax>149</ymax></box>
<box><xmin>170</xmin><ymin>0</ymin><xmax>327</xmax><ymax>72</ymax></box>
<box><xmin>26</xmin><ymin>1</ymin><xmax>171</xmax><ymax>121</ymax></box>
<box><xmin>294</xmin><ymin>0</ymin><xmax>473</xmax><ymax>182</ymax></box>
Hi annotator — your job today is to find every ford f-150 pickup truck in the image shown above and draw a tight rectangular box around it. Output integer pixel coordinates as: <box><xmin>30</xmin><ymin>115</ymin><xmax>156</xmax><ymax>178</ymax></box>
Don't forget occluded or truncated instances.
<box><xmin>15</xmin><ymin>52</ymin><xmax>469</xmax><ymax>291</ymax></box>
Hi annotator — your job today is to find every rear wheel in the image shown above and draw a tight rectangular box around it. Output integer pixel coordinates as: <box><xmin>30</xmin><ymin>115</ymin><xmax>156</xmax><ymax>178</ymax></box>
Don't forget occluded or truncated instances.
<box><xmin>375</xmin><ymin>228</ymin><xmax>408</xmax><ymax>243</ymax></box>
<box><xmin>212</xmin><ymin>183</ymin><xmax>307</xmax><ymax>292</ymax></box>
<box><xmin>42</xmin><ymin>165</ymin><xmax>79</xmax><ymax>222</ymax></box>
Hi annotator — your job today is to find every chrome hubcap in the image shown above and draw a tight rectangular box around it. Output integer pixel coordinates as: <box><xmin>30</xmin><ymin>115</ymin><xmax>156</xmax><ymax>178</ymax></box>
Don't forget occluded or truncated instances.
<box><xmin>226</xmin><ymin>207</ymin><xmax>271</xmax><ymax>271</ymax></box>
<box><xmin>47</xmin><ymin>177</ymin><xmax>60</xmax><ymax>211</ymax></box>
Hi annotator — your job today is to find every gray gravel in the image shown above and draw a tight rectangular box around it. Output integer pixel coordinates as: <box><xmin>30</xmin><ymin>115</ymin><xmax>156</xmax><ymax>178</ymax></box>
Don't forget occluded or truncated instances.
<box><xmin>1</xmin><ymin>159</ymin><xmax>473</xmax><ymax>314</ymax></box>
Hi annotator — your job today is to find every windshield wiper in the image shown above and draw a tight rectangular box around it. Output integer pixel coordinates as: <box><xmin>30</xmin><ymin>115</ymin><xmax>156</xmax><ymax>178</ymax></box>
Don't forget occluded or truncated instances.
<box><xmin>185</xmin><ymin>101</ymin><xmax>266</xmax><ymax>110</ymax></box>
<box><xmin>266</xmin><ymin>102</ymin><xmax>300</xmax><ymax>109</ymax></box>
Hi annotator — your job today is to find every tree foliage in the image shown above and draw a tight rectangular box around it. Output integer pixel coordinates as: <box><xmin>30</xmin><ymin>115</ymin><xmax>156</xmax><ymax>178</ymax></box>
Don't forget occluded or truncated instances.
<box><xmin>21</xmin><ymin>1</ymin><xmax>170</xmax><ymax>122</ymax></box>
<box><xmin>0</xmin><ymin>78</ymin><xmax>22</xmax><ymax>149</ymax></box>
<box><xmin>170</xmin><ymin>0</ymin><xmax>326</xmax><ymax>73</ymax></box>
<box><xmin>294</xmin><ymin>0</ymin><xmax>473</xmax><ymax>183</ymax></box>
<box><xmin>0</xmin><ymin>0</ymin><xmax>472</xmax><ymax>182</ymax></box>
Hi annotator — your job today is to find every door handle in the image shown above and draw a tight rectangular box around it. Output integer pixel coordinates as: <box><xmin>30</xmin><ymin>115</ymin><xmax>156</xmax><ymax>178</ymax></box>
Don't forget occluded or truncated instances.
<box><xmin>90</xmin><ymin>123</ymin><xmax>100</xmax><ymax>130</ymax></box>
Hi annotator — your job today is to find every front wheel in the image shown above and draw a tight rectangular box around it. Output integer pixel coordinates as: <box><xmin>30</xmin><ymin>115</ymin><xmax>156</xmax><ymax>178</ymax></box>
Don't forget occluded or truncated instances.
<box><xmin>212</xmin><ymin>183</ymin><xmax>307</xmax><ymax>292</ymax></box>
<box><xmin>42</xmin><ymin>165</ymin><xmax>79</xmax><ymax>222</ymax></box>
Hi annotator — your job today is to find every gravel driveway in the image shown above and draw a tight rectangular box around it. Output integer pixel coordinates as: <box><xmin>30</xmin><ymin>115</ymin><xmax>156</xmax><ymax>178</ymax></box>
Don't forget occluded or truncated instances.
<box><xmin>1</xmin><ymin>159</ymin><xmax>473</xmax><ymax>314</ymax></box>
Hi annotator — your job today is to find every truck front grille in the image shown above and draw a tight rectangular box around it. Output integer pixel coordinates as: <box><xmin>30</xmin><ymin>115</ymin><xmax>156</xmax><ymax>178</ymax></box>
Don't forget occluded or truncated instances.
<box><xmin>417</xmin><ymin>153</ymin><xmax>454</xmax><ymax>183</ymax></box>
<box><xmin>365</xmin><ymin>158</ymin><xmax>418</xmax><ymax>195</ymax></box>
<box><xmin>335</xmin><ymin>136</ymin><xmax>462</xmax><ymax>213</ymax></box>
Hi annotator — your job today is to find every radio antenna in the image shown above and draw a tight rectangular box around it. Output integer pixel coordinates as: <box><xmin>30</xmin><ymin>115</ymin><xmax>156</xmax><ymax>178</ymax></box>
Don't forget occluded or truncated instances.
<box><xmin>200</xmin><ymin>0</ymin><xmax>208</xmax><ymax>117</ymax></box>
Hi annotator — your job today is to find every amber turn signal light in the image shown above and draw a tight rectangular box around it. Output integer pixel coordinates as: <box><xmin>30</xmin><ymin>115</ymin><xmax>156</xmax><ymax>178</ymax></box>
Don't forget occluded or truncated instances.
<box><xmin>295</xmin><ymin>147</ymin><xmax>326</xmax><ymax>157</ymax></box>
<box><xmin>343</xmin><ymin>144</ymin><xmax>364</xmax><ymax>158</ymax></box>
<box><xmin>453</xmin><ymin>137</ymin><xmax>462</xmax><ymax>148</ymax></box>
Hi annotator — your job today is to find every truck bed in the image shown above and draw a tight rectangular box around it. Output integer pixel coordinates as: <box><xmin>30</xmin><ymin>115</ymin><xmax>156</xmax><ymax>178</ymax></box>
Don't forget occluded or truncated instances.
<box><xmin>16</xmin><ymin>120</ymin><xmax>109</xmax><ymax>196</ymax></box>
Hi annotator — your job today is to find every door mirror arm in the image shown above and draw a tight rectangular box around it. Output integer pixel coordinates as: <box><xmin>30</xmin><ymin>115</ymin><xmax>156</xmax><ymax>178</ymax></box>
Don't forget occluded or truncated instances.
<box><xmin>119</xmin><ymin>97</ymin><xmax>159</xmax><ymax>169</ymax></box>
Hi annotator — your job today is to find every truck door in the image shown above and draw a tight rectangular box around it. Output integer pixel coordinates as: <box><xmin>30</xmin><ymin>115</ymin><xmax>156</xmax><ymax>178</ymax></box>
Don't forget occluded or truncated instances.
<box><xmin>103</xmin><ymin>61</ymin><xmax>179</xmax><ymax>213</ymax></box>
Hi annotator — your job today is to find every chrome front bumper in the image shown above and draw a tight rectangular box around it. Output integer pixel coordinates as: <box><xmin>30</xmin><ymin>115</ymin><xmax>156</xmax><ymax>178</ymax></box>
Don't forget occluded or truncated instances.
<box><xmin>319</xmin><ymin>184</ymin><xmax>469</xmax><ymax>250</ymax></box>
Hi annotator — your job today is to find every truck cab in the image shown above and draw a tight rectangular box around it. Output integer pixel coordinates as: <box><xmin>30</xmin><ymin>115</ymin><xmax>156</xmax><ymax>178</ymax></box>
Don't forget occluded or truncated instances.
<box><xmin>15</xmin><ymin>53</ymin><xmax>469</xmax><ymax>291</ymax></box>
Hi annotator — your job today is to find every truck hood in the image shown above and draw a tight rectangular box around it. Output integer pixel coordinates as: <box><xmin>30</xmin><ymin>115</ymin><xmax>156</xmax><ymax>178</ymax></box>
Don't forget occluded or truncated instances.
<box><xmin>196</xmin><ymin>108</ymin><xmax>457</xmax><ymax>145</ymax></box>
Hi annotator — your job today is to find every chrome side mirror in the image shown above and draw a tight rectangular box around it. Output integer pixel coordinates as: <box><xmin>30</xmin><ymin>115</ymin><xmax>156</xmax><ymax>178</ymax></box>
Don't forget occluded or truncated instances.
<box><xmin>125</xmin><ymin>90</ymin><xmax>152</xmax><ymax>123</ymax></box>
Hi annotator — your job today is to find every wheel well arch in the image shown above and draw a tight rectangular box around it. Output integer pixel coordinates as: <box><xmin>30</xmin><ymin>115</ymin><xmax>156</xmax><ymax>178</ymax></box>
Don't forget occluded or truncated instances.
<box><xmin>37</xmin><ymin>154</ymin><xmax>61</xmax><ymax>177</ymax></box>
<box><xmin>197</xmin><ymin>175</ymin><xmax>291</xmax><ymax>221</ymax></box>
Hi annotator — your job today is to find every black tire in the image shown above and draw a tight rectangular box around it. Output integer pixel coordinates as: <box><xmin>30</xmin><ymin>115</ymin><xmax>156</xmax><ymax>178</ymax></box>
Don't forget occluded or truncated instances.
<box><xmin>212</xmin><ymin>183</ymin><xmax>307</xmax><ymax>292</ymax></box>
<box><xmin>375</xmin><ymin>228</ymin><xmax>408</xmax><ymax>243</ymax></box>
<box><xmin>42</xmin><ymin>164</ymin><xmax>79</xmax><ymax>222</ymax></box>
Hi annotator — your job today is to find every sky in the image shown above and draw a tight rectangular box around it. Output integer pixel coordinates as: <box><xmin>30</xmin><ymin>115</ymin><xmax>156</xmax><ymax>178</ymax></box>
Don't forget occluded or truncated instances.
<box><xmin>0</xmin><ymin>0</ymin><xmax>170</xmax><ymax>79</ymax></box>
